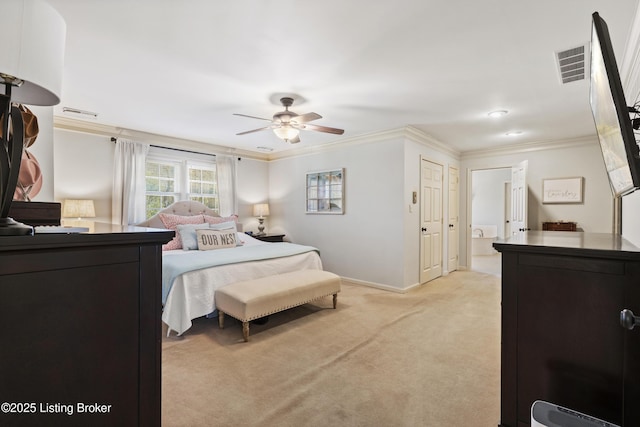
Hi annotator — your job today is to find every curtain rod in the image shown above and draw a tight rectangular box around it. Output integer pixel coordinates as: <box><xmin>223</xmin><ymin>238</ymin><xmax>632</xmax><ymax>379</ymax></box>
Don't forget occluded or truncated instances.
<box><xmin>110</xmin><ymin>137</ymin><xmax>241</xmax><ymax>160</ymax></box>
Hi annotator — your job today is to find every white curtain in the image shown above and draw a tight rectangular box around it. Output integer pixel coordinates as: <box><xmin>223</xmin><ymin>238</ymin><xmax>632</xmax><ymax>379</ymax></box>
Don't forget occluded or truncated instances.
<box><xmin>112</xmin><ymin>139</ymin><xmax>150</xmax><ymax>225</ymax></box>
<box><xmin>216</xmin><ymin>154</ymin><xmax>237</xmax><ymax>217</ymax></box>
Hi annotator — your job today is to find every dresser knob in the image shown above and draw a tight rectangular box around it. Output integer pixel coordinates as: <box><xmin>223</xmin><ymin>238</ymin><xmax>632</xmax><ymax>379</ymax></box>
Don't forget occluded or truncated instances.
<box><xmin>620</xmin><ymin>309</ymin><xmax>640</xmax><ymax>330</ymax></box>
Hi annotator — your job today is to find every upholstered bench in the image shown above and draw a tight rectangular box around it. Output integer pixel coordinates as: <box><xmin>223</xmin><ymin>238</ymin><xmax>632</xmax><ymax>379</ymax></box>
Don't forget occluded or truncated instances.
<box><xmin>215</xmin><ymin>270</ymin><xmax>342</xmax><ymax>342</ymax></box>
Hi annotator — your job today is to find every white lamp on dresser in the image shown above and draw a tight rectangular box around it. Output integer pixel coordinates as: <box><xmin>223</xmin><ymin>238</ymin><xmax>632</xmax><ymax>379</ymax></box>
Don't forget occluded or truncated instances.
<box><xmin>62</xmin><ymin>199</ymin><xmax>96</xmax><ymax>231</ymax></box>
<box><xmin>0</xmin><ymin>0</ymin><xmax>66</xmax><ymax>235</ymax></box>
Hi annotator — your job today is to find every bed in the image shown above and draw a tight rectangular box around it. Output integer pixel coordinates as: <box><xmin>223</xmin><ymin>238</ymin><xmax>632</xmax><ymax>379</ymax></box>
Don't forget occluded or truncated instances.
<box><xmin>137</xmin><ymin>201</ymin><xmax>323</xmax><ymax>336</ymax></box>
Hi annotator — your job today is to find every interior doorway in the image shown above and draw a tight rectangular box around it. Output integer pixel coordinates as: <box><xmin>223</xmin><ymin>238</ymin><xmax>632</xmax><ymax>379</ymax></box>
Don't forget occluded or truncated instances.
<box><xmin>469</xmin><ymin>167</ymin><xmax>511</xmax><ymax>275</ymax></box>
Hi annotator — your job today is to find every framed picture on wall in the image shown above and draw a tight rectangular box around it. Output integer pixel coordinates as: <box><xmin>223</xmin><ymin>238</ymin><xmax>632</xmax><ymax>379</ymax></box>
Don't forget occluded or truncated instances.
<box><xmin>542</xmin><ymin>177</ymin><xmax>584</xmax><ymax>204</ymax></box>
<box><xmin>306</xmin><ymin>168</ymin><xmax>344</xmax><ymax>214</ymax></box>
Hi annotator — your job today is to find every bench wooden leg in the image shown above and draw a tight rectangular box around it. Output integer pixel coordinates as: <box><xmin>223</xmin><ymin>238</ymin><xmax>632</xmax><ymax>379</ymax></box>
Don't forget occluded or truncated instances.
<box><xmin>333</xmin><ymin>293</ymin><xmax>338</xmax><ymax>309</ymax></box>
<box><xmin>218</xmin><ymin>311</ymin><xmax>225</xmax><ymax>329</ymax></box>
<box><xmin>242</xmin><ymin>321</ymin><xmax>250</xmax><ymax>342</ymax></box>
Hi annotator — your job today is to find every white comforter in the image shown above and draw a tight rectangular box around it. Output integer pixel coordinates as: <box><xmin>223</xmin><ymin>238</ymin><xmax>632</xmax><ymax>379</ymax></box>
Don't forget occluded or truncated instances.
<box><xmin>162</xmin><ymin>233</ymin><xmax>323</xmax><ymax>335</ymax></box>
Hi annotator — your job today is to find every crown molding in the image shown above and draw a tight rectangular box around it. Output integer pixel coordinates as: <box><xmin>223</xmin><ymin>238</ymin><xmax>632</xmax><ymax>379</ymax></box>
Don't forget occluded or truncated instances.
<box><xmin>53</xmin><ymin>115</ymin><xmax>270</xmax><ymax>161</ymax></box>
<box><xmin>56</xmin><ymin>115</ymin><xmax>586</xmax><ymax>163</ymax></box>
<box><xmin>265</xmin><ymin>125</ymin><xmax>460</xmax><ymax>161</ymax></box>
<box><xmin>265</xmin><ymin>127</ymin><xmax>407</xmax><ymax>161</ymax></box>
<box><xmin>403</xmin><ymin>126</ymin><xmax>461</xmax><ymax>158</ymax></box>
<box><xmin>460</xmin><ymin>134</ymin><xmax>598</xmax><ymax>160</ymax></box>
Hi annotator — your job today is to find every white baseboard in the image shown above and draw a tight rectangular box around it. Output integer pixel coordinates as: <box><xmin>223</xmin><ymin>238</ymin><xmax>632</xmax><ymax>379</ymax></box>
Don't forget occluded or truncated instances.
<box><xmin>339</xmin><ymin>276</ymin><xmax>411</xmax><ymax>294</ymax></box>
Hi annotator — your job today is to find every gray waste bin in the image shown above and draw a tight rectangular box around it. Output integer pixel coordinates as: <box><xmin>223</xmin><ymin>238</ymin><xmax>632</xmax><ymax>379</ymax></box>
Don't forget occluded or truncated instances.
<box><xmin>531</xmin><ymin>401</ymin><xmax>620</xmax><ymax>427</ymax></box>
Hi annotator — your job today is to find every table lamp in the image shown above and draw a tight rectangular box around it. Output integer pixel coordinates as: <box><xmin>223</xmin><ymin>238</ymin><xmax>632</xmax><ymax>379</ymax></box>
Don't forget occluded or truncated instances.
<box><xmin>0</xmin><ymin>0</ymin><xmax>66</xmax><ymax>235</ymax></box>
<box><xmin>253</xmin><ymin>203</ymin><xmax>270</xmax><ymax>236</ymax></box>
<box><xmin>62</xmin><ymin>199</ymin><xmax>96</xmax><ymax>230</ymax></box>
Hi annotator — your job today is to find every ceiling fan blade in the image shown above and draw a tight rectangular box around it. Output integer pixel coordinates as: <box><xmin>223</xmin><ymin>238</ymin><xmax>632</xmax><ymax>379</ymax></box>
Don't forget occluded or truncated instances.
<box><xmin>292</xmin><ymin>112</ymin><xmax>322</xmax><ymax>123</ymax></box>
<box><xmin>233</xmin><ymin>113</ymin><xmax>273</xmax><ymax>122</ymax></box>
<box><xmin>236</xmin><ymin>126</ymin><xmax>271</xmax><ymax>135</ymax></box>
<box><xmin>303</xmin><ymin>123</ymin><xmax>344</xmax><ymax>135</ymax></box>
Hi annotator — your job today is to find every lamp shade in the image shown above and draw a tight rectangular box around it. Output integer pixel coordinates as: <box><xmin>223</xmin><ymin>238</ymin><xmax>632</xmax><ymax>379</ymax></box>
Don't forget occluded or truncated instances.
<box><xmin>253</xmin><ymin>203</ymin><xmax>270</xmax><ymax>217</ymax></box>
<box><xmin>273</xmin><ymin>125</ymin><xmax>299</xmax><ymax>141</ymax></box>
<box><xmin>0</xmin><ymin>0</ymin><xmax>66</xmax><ymax>106</ymax></box>
<box><xmin>63</xmin><ymin>199</ymin><xmax>96</xmax><ymax>219</ymax></box>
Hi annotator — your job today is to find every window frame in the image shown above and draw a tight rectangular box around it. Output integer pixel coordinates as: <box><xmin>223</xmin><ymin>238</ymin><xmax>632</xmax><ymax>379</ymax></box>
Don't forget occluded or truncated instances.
<box><xmin>145</xmin><ymin>147</ymin><xmax>218</xmax><ymax>219</ymax></box>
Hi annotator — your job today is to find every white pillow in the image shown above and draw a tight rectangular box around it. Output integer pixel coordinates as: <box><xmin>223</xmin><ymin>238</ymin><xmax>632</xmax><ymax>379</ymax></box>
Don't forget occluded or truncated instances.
<box><xmin>209</xmin><ymin>221</ymin><xmax>237</xmax><ymax>231</ymax></box>
<box><xmin>177</xmin><ymin>223</ymin><xmax>212</xmax><ymax>250</ymax></box>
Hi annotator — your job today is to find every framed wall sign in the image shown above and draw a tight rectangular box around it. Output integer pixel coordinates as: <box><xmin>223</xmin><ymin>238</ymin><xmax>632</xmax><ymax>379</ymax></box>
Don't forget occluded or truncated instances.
<box><xmin>542</xmin><ymin>177</ymin><xmax>584</xmax><ymax>204</ymax></box>
<box><xmin>306</xmin><ymin>168</ymin><xmax>344</xmax><ymax>214</ymax></box>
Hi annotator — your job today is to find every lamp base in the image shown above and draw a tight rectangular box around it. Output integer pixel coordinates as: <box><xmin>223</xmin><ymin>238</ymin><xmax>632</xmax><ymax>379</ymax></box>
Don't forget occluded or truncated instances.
<box><xmin>0</xmin><ymin>217</ymin><xmax>34</xmax><ymax>236</ymax></box>
<box><xmin>256</xmin><ymin>218</ymin><xmax>266</xmax><ymax>236</ymax></box>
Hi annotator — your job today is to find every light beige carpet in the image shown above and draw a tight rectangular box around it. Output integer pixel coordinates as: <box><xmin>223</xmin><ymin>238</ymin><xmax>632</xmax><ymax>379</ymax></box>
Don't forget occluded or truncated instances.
<box><xmin>162</xmin><ymin>270</ymin><xmax>501</xmax><ymax>426</ymax></box>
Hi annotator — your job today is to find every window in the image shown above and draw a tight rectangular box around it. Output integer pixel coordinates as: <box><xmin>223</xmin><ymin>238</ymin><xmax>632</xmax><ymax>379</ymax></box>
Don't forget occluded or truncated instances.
<box><xmin>145</xmin><ymin>160</ymin><xmax>179</xmax><ymax>218</ymax></box>
<box><xmin>187</xmin><ymin>165</ymin><xmax>218</xmax><ymax>210</ymax></box>
<box><xmin>145</xmin><ymin>148</ymin><xmax>218</xmax><ymax>219</ymax></box>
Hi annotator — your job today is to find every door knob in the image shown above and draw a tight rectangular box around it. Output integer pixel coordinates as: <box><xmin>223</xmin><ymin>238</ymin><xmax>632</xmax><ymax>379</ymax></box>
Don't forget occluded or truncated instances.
<box><xmin>620</xmin><ymin>309</ymin><xmax>640</xmax><ymax>330</ymax></box>
<box><xmin>421</xmin><ymin>227</ymin><xmax>427</xmax><ymax>232</ymax></box>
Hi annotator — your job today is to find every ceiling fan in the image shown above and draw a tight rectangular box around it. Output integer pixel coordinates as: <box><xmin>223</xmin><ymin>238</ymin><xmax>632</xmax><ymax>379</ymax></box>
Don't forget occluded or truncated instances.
<box><xmin>234</xmin><ymin>97</ymin><xmax>344</xmax><ymax>144</ymax></box>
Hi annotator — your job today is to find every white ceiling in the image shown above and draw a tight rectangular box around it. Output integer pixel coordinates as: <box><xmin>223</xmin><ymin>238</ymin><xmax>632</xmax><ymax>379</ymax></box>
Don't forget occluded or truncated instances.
<box><xmin>46</xmin><ymin>0</ymin><xmax>640</xmax><ymax>155</ymax></box>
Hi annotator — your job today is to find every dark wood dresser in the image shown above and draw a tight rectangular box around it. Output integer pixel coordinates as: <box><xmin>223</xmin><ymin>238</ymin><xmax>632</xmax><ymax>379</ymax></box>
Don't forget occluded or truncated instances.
<box><xmin>0</xmin><ymin>224</ymin><xmax>173</xmax><ymax>427</ymax></box>
<box><xmin>494</xmin><ymin>231</ymin><xmax>640</xmax><ymax>427</ymax></box>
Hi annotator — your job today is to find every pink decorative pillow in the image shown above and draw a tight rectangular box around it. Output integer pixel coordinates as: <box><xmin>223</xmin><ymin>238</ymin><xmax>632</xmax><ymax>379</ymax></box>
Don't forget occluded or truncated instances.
<box><xmin>203</xmin><ymin>214</ymin><xmax>238</xmax><ymax>225</ymax></box>
<box><xmin>159</xmin><ymin>213</ymin><xmax>205</xmax><ymax>250</ymax></box>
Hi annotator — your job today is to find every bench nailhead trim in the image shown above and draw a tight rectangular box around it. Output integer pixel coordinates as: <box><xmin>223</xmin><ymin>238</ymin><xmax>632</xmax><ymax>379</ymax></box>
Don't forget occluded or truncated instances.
<box><xmin>227</xmin><ymin>292</ymin><xmax>339</xmax><ymax>322</ymax></box>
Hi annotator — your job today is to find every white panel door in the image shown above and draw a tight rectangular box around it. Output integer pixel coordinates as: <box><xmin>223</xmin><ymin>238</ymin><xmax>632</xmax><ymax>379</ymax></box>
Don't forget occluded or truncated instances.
<box><xmin>504</xmin><ymin>181</ymin><xmax>512</xmax><ymax>237</ymax></box>
<box><xmin>510</xmin><ymin>160</ymin><xmax>528</xmax><ymax>235</ymax></box>
<box><xmin>448</xmin><ymin>166</ymin><xmax>459</xmax><ymax>271</ymax></box>
<box><xmin>420</xmin><ymin>158</ymin><xmax>443</xmax><ymax>283</ymax></box>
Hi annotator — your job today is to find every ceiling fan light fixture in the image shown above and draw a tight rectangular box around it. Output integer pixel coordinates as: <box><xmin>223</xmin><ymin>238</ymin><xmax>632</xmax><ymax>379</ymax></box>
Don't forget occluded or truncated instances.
<box><xmin>273</xmin><ymin>125</ymin><xmax>299</xmax><ymax>141</ymax></box>
<box><xmin>235</xmin><ymin>96</ymin><xmax>343</xmax><ymax>145</ymax></box>
<box><xmin>488</xmin><ymin>110</ymin><xmax>508</xmax><ymax>118</ymax></box>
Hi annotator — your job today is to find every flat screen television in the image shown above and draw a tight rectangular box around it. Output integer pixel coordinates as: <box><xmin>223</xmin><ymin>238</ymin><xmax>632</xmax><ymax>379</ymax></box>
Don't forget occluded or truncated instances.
<box><xmin>590</xmin><ymin>11</ymin><xmax>640</xmax><ymax>197</ymax></box>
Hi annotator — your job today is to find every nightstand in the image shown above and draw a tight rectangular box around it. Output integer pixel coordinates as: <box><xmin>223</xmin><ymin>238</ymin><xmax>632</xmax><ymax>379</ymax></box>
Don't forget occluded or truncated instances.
<box><xmin>253</xmin><ymin>234</ymin><xmax>285</xmax><ymax>243</ymax></box>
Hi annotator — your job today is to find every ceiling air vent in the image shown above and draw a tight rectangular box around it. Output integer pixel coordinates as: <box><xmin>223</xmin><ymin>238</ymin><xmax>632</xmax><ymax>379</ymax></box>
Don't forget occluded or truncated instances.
<box><xmin>556</xmin><ymin>45</ymin><xmax>586</xmax><ymax>84</ymax></box>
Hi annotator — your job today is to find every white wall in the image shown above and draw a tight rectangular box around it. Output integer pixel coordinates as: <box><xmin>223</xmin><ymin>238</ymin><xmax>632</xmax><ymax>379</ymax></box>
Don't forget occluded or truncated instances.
<box><xmin>53</xmin><ymin>130</ymin><xmax>113</xmax><ymax>222</ymax></box>
<box><xmin>460</xmin><ymin>137</ymin><xmax>614</xmax><ymax>268</ymax></box>
<box><xmin>268</xmin><ymin>129</ymin><xmax>460</xmax><ymax>292</ymax></box>
<box><xmin>472</xmin><ymin>168</ymin><xmax>511</xmax><ymax>239</ymax></box>
<box><xmin>269</xmin><ymin>137</ymin><xmax>407</xmax><ymax>290</ymax></box>
<box><xmin>236</xmin><ymin>157</ymin><xmax>269</xmax><ymax>233</ymax></box>
<box><xmin>623</xmin><ymin>191</ymin><xmax>640</xmax><ymax>246</ymax></box>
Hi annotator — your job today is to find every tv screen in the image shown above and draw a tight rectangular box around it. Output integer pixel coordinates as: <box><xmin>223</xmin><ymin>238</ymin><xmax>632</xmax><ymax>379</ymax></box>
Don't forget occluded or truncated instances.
<box><xmin>590</xmin><ymin>12</ymin><xmax>640</xmax><ymax>197</ymax></box>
